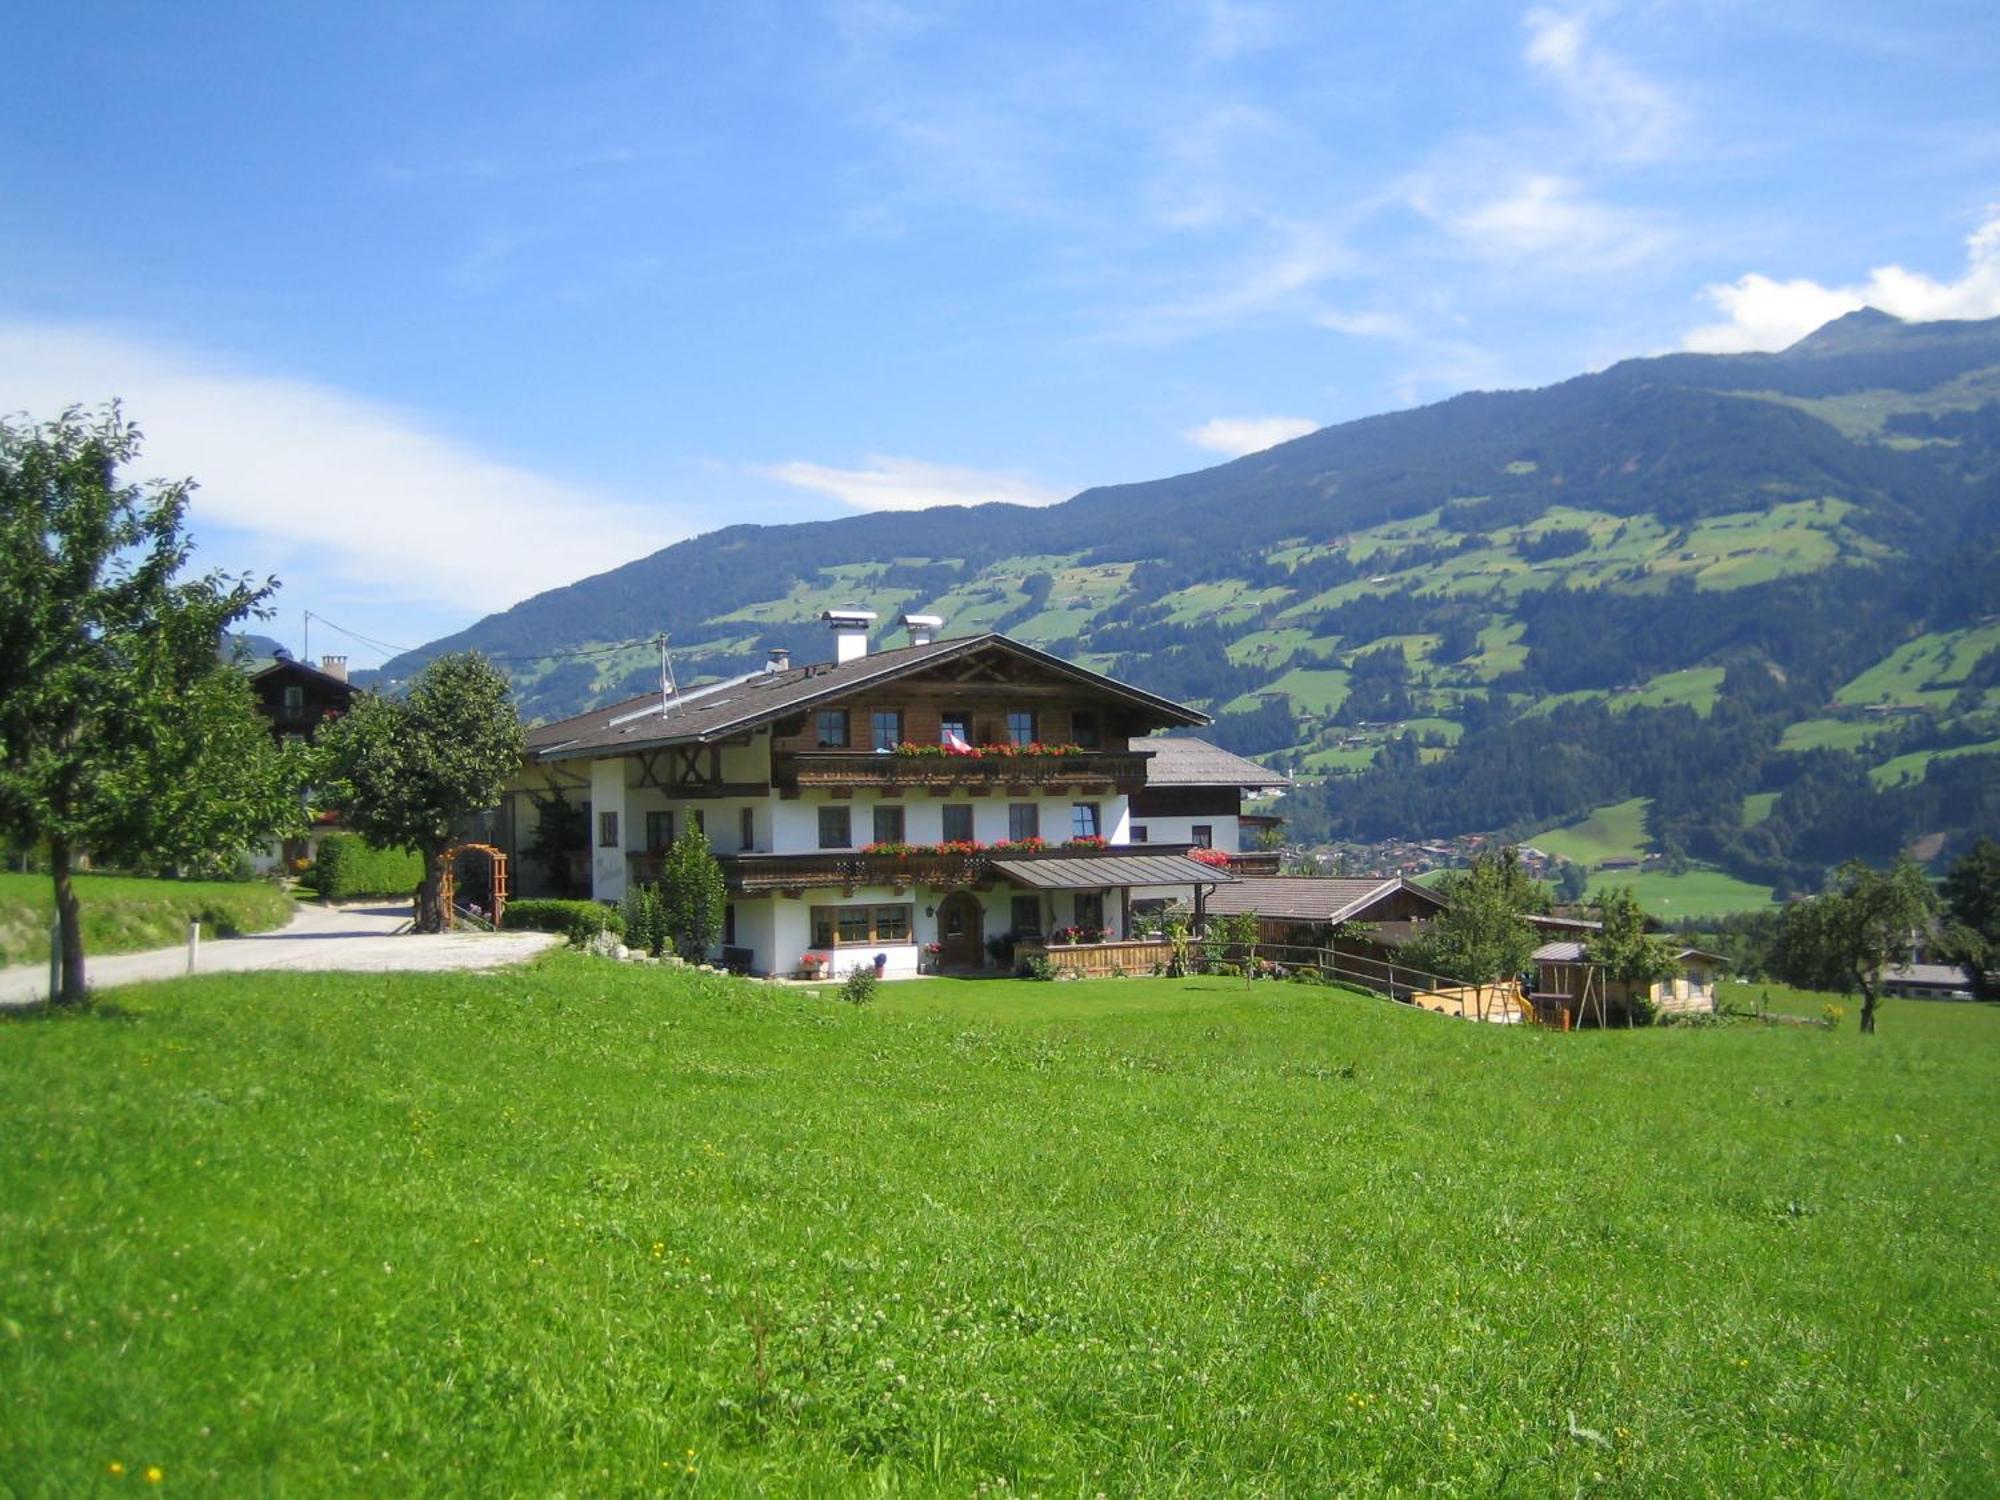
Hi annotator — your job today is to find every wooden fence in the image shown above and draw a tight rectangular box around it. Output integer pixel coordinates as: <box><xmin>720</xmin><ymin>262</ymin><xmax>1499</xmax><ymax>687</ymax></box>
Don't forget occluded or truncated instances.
<box><xmin>1016</xmin><ymin>938</ymin><xmax>1176</xmax><ymax>977</ymax></box>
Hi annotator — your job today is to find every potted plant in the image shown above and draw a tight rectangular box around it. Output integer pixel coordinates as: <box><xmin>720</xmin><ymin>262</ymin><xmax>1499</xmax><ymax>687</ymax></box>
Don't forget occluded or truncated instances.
<box><xmin>922</xmin><ymin>940</ymin><xmax>943</xmax><ymax>973</ymax></box>
<box><xmin>800</xmin><ymin>952</ymin><xmax>826</xmax><ymax>979</ymax></box>
<box><xmin>873</xmin><ymin>951</ymin><xmax>889</xmax><ymax>979</ymax></box>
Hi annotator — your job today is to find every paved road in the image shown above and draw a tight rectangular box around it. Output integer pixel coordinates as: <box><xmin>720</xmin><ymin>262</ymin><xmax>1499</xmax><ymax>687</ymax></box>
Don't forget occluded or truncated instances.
<box><xmin>0</xmin><ymin>901</ymin><xmax>563</xmax><ymax>1007</ymax></box>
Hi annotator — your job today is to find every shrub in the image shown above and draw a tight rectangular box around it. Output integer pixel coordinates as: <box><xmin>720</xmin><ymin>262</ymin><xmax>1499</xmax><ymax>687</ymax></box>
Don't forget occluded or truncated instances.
<box><xmin>840</xmin><ymin>964</ymin><xmax>880</xmax><ymax>1005</ymax></box>
<box><xmin>506</xmin><ymin>898</ymin><xmax>625</xmax><ymax>946</ymax></box>
<box><xmin>305</xmin><ymin>833</ymin><xmax>425</xmax><ymax>902</ymax></box>
<box><xmin>621</xmin><ymin>884</ymin><xmax>669</xmax><ymax>957</ymax></box>
<box><xmin>1018</xmin><ymin>954</ymin><xmax>1058</xmax><ymax>982</ymax></box>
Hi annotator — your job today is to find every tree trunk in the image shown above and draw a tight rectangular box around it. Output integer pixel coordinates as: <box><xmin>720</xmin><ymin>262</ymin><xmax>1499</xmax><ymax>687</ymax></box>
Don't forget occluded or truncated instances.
<box><xmin>49</xmin><ymin>836</ymin><xmax>86</xmax><ymax>1005</ymax></box>
<box><xmin>416</xmin><ymin>846</ymin><xmax>446</xmax><ymax>934</ymax></box>
<box><xmin>1859</xmin><ymin>980</ymin><xmax>1878</xmax><ymax>1035</ymax></box>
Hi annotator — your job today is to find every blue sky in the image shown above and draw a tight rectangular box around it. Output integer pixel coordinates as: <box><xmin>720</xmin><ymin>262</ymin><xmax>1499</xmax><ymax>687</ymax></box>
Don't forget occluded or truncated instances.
<box><xmin>3</xmin><ymin>1</ymin><xmax>1997</xmax><ymax>663</ymax></box>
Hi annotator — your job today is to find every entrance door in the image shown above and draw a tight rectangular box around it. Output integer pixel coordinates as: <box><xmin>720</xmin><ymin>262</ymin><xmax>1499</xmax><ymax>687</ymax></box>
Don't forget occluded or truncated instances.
<box><xmin>936</xmin><ymin>892</ymin><xmax>985</xmax><ymax>970</ymax></box>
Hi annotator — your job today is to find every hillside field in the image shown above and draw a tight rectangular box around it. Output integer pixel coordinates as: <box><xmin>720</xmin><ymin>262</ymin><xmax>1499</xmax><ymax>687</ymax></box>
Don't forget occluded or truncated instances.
<box><xmin>2</xmin><ymin>959</ymin><xmax>1992</xmax><ymax>1493</ymax></box>
<box><xmin>0</xmin><ymin>872</ymin><xmax>294</xmax><ymax>969</ymax></box>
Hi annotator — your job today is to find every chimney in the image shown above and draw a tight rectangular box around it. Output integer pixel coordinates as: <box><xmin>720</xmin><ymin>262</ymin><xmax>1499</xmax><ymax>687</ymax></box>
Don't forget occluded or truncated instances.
<box><xmin>900</xmin><ymin>612</ymin><xmax>944</xmax><ymax>647</ymax></box>
<box><xmin>320</xmin><ymin>655</ymin><xmax>349</xmax><ymax>683</ymax></box>
<box><xmin>820</xmin><ymin>608</ymin><xmax>877</xmax><ymax>666</ymax></box>
<box><xmin>765</xmin><ymin>645</ymin><xmax>791</xmax><ymax>674</ymax></box>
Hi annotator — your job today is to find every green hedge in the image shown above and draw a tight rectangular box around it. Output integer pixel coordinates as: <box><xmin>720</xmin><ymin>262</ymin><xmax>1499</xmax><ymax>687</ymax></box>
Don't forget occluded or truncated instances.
<box><xmin>306</xmin><ymin>834</ymin><xmax>426</xmax><ymax>902</ymax></box>
<box><xmin>505</xmin><ymin>899</ymin><xmax>624</xmax><ymax>945</ymax></box>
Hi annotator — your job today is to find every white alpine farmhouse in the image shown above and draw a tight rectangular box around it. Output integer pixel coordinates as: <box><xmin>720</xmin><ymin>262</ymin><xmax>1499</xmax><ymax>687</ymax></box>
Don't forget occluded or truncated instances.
<box><xmin>494</xmin><ymin>612</ymin><xmax>1251</xmax><ymax>977</ymax></box>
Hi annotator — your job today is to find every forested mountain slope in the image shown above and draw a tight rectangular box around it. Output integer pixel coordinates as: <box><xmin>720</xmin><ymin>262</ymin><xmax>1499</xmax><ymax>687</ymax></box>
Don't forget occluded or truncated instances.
<box><xmin>387</xmin><ymin>310</ymin><xmax>2000</xmax><ymax>898</ymax></box>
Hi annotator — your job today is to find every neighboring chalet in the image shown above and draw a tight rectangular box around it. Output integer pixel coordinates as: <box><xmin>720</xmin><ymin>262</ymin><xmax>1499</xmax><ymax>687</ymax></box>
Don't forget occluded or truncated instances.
<box><xmin>246</xmin><ymin>653</ymin><xmax>356</xmax><ymax>873</ymax></box>
<box><xmin>496</xmin><ymin>614</ymin><xmax>1238</xmax><ymax>977</ymax></box>
<box><xmin>1128</xmin><ymin>738</ymin><xmax>1290</xmax><ymax>859</ymax></box>
<box><xmin>249</xmin><ymin>653</ymin><xmax>355</xmax><ymax>744</ymax></box>
<box><xmin>1204</xmin><ymin>875</ymin><xmax>1448</xmax><ymax>948</ymax></box>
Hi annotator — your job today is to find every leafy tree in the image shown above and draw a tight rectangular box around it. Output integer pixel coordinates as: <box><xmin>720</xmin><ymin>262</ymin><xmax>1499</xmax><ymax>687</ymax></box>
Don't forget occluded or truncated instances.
<box><xmin>1938</xmin><ymin>838</ymin><xmax>2000</xmax><ymax>999</ymax></box>
<box><xmin>1772</xmin><ymin>858</ymin><xmax>1937</xmax><ymax>1034</ymax></box>
<box><xmin>0</xmin><ymin>406</ymin><xmax>307</xmax><ymax>1003</ymax></box>
<box><xmin>1554</xmin><ymin>860</ymin><xmax>1590</xmax><ymax>905</ymax></box>
<box><xmin>1585</xmin><ymin>887</ymin><xmax>1680</xmax><ymax>1023</ymax></box>
<box><xmin>1403</xmin><ymin>850</ymin><xmax>1541</xmax><ymax>1015</ymax></box>
<box><xmin>317</xmin><ymin>653</ymin><xmax>524</xmax><ymax>932</ymax></box>
<box><xmin>658</xmin><ymin>823</ymin><xmax>726</xmax><ymax>961</ymax></box>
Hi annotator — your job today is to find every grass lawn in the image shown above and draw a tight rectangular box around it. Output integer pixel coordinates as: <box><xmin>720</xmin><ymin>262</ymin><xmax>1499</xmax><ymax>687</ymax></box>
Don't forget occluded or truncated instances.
<box><xmin>1532</xmin><ymin>796</ymin><xmax>1651</xmax><ymax>868</ymax></box>
<box><xmin>0</xmin><ymin>872</ymin><xmax>294</xmax><ymax>969</ymax></box>
<box><xmin>3</xmin><ymin>960</ymin><xmax>1995</xmax><ymax>1493</ymax></box>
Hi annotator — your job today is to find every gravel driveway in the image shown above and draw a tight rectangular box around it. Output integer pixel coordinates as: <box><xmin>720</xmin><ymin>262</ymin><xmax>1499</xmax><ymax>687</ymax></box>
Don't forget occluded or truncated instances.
<box><xmin>0</xmin><ymin>900</ymin><xmax>563</xmax><ymax>1007</ymax></box>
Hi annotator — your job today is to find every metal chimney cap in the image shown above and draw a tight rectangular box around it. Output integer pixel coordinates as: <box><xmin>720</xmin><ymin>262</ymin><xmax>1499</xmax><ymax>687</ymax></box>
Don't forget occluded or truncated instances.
<box><xmin>820</xmin><ymin>608</ymin><xmax>878</xmax><ymax>628</ymax></box>
<box><xmin>898</xmin><ymin>613</ymin><xmax>944</xmax><ymax>630</ymax></box>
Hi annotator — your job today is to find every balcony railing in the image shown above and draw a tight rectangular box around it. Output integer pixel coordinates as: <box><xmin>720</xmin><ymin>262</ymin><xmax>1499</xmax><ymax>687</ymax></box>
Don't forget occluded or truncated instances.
<box><xmin>774</xmin><ymin>749</ymin><xmax>1151</xmax><ymax>793</ymax></box>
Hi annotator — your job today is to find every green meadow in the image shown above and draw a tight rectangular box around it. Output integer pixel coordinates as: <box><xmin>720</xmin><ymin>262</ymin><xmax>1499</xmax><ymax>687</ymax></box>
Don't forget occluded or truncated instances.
<box><xmin>3</xmin><ymin>959</ymin><xmax>1994</xmax><ymax>1494</ymax></box>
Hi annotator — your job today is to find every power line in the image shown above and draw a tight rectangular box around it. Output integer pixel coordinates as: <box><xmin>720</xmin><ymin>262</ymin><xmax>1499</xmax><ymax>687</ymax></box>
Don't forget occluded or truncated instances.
<box><xmin>302</xmin><ymin>610</ymin><xmax>671</xmax><ymax>670</ymax></box>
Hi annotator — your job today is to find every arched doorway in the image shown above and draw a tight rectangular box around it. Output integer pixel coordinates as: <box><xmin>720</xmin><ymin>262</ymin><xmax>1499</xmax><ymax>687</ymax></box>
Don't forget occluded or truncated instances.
<box><xmin>935</xmin><ymin>891</ymin><xmax>984</xmax><ymax>971</ymax></box>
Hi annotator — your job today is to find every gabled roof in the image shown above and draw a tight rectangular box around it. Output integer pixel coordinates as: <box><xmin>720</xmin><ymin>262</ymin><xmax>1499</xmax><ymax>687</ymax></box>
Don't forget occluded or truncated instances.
<box><xmin>1139</xmin><ymin>736</ymin><xmax>1290</xmax><ymax>790</ymax></box>
<box><xmin>249</xmin><ymin>656</ymin><xmax>355</xmax><ymax>694</ymax></box>
<box><xmin>1204</xmin><ymin>876</ymin><xmax>1447</xmax><ymax>923</ymax></box>
<box><xmin>1533</xmin><ymin>941</ymin><xmax>1729</xmax><ymax>966</ymax></box>
<box><xmin>528</xmin><ymin>632</ymin><xmax>1208</xmax><ymax>761</ymax></box>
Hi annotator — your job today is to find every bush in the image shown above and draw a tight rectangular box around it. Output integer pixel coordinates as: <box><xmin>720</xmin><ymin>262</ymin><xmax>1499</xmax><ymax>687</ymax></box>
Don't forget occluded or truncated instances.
<box><xmin>620</xmin><ymin>884</ymin><xmax>669</xmax><ymax>957</ymax></box>
<box><xmin>1018</xmin><ymin>954</ymin><xmax>1058</xmax><ymax>982</ymax></box>
<box><xmin>839</xmin><ymin>964</ymin><xmax>880</xmax><ymax>1005</ymax></box>
<box><xmin>305</xmin><ymin>834</ymin><xmax>425</xmax><ymax>902</ymax></box>
<box><xmin>506</xmin><ymin>898</ymin><xmax>625</xmax><ymax>946</ymax></box>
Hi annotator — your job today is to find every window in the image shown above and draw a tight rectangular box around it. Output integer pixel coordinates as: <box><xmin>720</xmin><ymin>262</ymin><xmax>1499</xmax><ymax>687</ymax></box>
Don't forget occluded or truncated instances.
<box><xmin>872</xmin><ymin>805</ymin><xmax>905</xmax><ymax>845</ymax></box>
<box><xmin>1075</xmin><ymin>892</ymin><xmax>1105</xmax><ymax>931</ymax></box>
<box><xmin>1071</xmin><ymin>802</ymin><xmax>1100</xmax><ymax>839</ymax></box>
<box><xmin>723</xmin><ymin>904</ymin><xmax>737</xmax><ymax>944</ymax></box>
<box><xmin>1071</xmin><ymin>710</ymin><xmax>1101</xmax><ymax>748</ymax></box>
<box><xmin>738</xmin><ymin>806</ymin><xmax>755</xmax><ymax>852</ymax></box>
<box><xmin>816</xmin><ymin>710</ymin><xmax>849</xmax><ymax>748</ymax></box>
<box><xmin>1011</xmin><ymin>896</ymin><xmax>1043</xmax><ymax>937</ymax></box>
<box><xmin>598</xmin><ymin>810</ymin><xmax>620</xmax><ymax>848</ymax></box>
<box><xmin>1006</xmin><ymin>710</ymin><xmax>1038</xmax><ymax>746</ymax></box>
<box><xmin>1191</xmin><ymin>824</ymin><xmax>1213</xmax><ymax>849</ymax></box>
<box><xmin>1008</xmin><ymin>803</ymin><xmax>1039</xmax><ymax>841</ymax></box>
<box><xmin>941</xmin><ymin>804</ymin><xmax>974</xmax><ymax>843</ymax></box>
<box><xmin>1130</xmin><ymin>825</ymin><xmax>1149</xmax><ymax>843</ymax></box>
<box><xmin>940</xmin><ymin>712</ymin><xmax>971</xmax><ymax>747</ymax></box>
<box><xmin>646</xmin><ymin>811</ymin><xmax>674</xmax><ymax>851</ymax></box>
<box><xmin>818</xmin><ymin>806</ymin><xmax>852</xmax><ymax>848</ymax></box>
<box><xmin>282</xmin><ymin>684</ymin><xmax>304</xmax><ymax>710</ymax></box>
<box><xmin>811</xmin><ymin>904</ymin><xmax>915</xmax><ymax>946</ymax></box>
<box><xmin>872</xmin><ymin>709</ymin><xmax>903</xmax><ymax>751</ymax></box>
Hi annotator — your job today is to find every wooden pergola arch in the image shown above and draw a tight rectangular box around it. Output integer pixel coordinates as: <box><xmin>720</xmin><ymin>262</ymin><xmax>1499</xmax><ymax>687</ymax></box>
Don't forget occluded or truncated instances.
<box><xmin>439</xmin><ymin>842</ymin><xmax>509</xmax><ymax>930</ymax></box>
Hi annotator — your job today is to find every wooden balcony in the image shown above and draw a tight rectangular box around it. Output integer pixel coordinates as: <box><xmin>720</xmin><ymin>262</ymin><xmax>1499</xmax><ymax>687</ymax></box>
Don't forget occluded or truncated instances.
<box><xmin>1222</xmin><ymin>851</ymin><xmax>1282</xmax><ymax>875</ymax></box>
<box><xmin>773</xmin><ymin>749</ymin><xmax>1151</xmax><ymax>797</ymax></box>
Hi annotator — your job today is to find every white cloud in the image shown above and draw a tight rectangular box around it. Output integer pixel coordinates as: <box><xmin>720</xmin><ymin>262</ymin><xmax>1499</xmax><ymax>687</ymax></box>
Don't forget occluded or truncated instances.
<box><xmin>1183</xmin><ymin>414</ymin><xmax>1318</xmax><ymax>457</ymax></box>
<box><xmin>0</xmin><ymin>322</ymin><xmax>685</xmax><ymax>616</ymax></box>
<box><xmin>1421</xmin><ymin>171</ymin><xmax>1662</xmax><ymax>267</ymax></box>
<box><xmin>1521</xmin><ymin>6</ymin><xmax>1681</xmax><ymax>161</ymax></box>
<box><xmin>759</xmin><ymin>454</ymin><xmax>1068</xmax><ymax>512</ymax></box>
<box><xmin>1683</xmin><ymin>208</ymin><xmax>2000</xmax><ymax>352</ymax></box>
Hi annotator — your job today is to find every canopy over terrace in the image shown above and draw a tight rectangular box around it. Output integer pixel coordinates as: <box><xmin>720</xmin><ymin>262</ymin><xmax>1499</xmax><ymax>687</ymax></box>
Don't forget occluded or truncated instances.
<box><xmin>991</xmin><ymin>850</ymin><xmax>1235</xmax><ymax>929</ymax></box>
